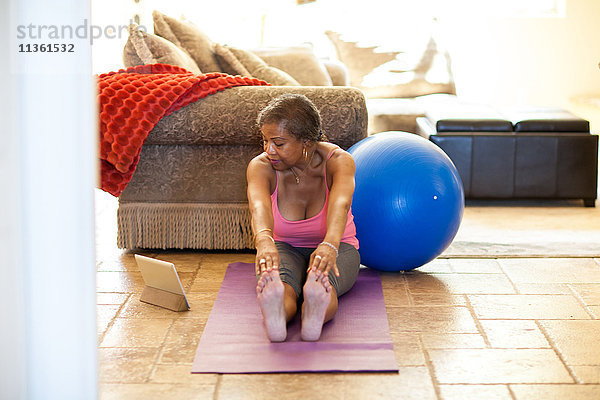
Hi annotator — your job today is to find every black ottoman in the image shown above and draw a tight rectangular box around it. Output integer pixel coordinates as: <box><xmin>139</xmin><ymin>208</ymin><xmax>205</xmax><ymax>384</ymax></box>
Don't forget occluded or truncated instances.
<box><xmin>416</xmin><ymin>108</ymin><xmax>598</xmax><ymax>206</ymax></box>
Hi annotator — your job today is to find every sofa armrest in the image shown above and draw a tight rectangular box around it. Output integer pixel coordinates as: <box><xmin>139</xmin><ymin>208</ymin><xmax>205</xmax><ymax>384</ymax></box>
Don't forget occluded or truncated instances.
<box><xmin>146</xmin><ymin>85</ymin><xmax>368</xmax><ymax>149</ymax></box>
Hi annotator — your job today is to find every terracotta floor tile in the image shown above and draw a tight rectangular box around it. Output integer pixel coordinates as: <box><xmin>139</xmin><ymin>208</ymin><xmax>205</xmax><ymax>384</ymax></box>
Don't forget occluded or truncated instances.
<box><xmin>390</xmin><ymin>333</ymin><xmax>425</xmax><ymax>366</ymax></box>
<box><xmin>117</xmin><ymin>294</ymin><xmax>187</xmax><ymax>319</ymax></box>
<box><xmin>540</xmin><ymin>320</ymin><xmax>600</xmax><ymax>365</ymax></box>
<box><xmin>468</xmin><ymin>294</ymin><xmax>590</xmax><ymax>319</ymax></box>
<box><xmin>570</xmin><ymin>283</ymin><xmax>600</xmax><ymax>306</ymax></box>
<box><xmin>387</xmin><ymin>306</ymin><xmax>478</xmax><ymax>334</ymax></box>
<box><xmin>205</xmin><ymin>252</ymin><xmax>255</xmax><ymax>261</ymax></box>
<box><xmin>179</xmin><ymin>271</ymin><xmax>196</xmax><ymax>290</ymax></box>
<box><xmin>93</xmin><ymin>191</ymin><xmax>600</xmax><ymax>398</ymax></box>
<box><xmin>148</xmin><ymin>252</ymin><xmax>202</xmax><ymax>272</ymax></box>
<box><xmin>97</xmin><ymin>304</ymin><xmax>121</xmax><ymax>338</ymax></box>
<box><xmin>378</xmin><ymin>271</ymin><xmax>406</xmax><ymax>289</ymax></box>
<box><xmin>150</xmin><ymin>364</ymin><xmax>217</xmax><ymax>385</ymax></box>
<box><xmin>411</xmin><ymin>293</ymin><xmax>468</xmax><ymax>307</ymax></box>
<box><xmin>94</xmin><ymin>248</ymin><xmax>128</xmax><ymax>269</ymax></box>
<box><xmin>97</xmin><ymin>292</ymin><xmax>130</xmax><ymax>305</ymax></box>
<box><xmin>448</xmin><ymin>258</ymin><xmax>504</xmax><ymax>274</ymax></box>
<box><xmin>429</xmin><ymin>348</ymin><xmax>573</xmax><ymax>384</ymax></box>
<box><xmin>405</xmin><ymin>272</ymin><xmax>515</xmax><ymax>295</ymax></box>
<box><xmin>187</xmin><ymin>269</ymin><xmax>227</xmax><ymax>293</ymax></box>
<box><xmin>99</xmin><ymin>382</ymin><xmax>215</xmax><ymax>400</ymax></box>
<box><xmin>338</xmin><ymin>368</ymin><xmax>436</xmax><ymax>400</ymax></box>
<box><xmin>510</xmin><ymin>384</ymin><xmax>600</xmax><ymax>400</ymax></box>
<box><xmin>513</xmin><ymin>282</ymin><xmax>573</xmax><ymax>295</ymax></box>
<box><xmin>438</xmin><ymin>384</ymin><xmax>513</xmax><ymax>399</ymax></box>
<box><xmin>456</xmin><ymin>203</ymin><xmax>600</xmax><ymax>231</ymax></box>
<box><xmin>97</xmin><ymin>252</ymin><xmax>151</xmax><ymax>272</ymax></box>
<box><xmin>177</xmin><ymin>292</ymin><xmax>217</xmax><ymax>319</ymax></box>
<box><xmin>421</xmin><ymin>333</ymin><xmax>486</xmax><ymax>349</ymax></box>
<box><xmin>159</xmin><ymin>318</ymin><xmax>206</xmax><ymax>364</ymax></box>
<box><xmin>217</xmin><ymin>374</ymin><xmax>345</xmax><ymax>400</ymax></box>
<box><xmin>480</xmin><ymin>320</ymin><xmax>550</xmax><ymax>348</ymax></box>
<box><xmin>218</xmin><ymin>370</ymin><xmax>436</xmax><ymax>400</ymax></box>
<box><xmin>382</xmin><ymin>285</ymin><xmax>411</xmax><ymax>307</ymax></box>
<box><xmin>99</xmin><ymin>347</ymin><xmax>160</xmax><ymax>383</ymax></box>
<box><xmin>500</xmin><ymin>258</ymin><xmax>600</xmax><ymax>284</ymax></box>
<box><xmin>97</xmin><ymin>271</ymin><xmax>145</xmax><ymax>293</ymax></box>
<box><xmin>411</xmin><ymin>258</ymin><xmax>453</xmax><ymax>273</ymax></box>
<box><xmin>430</xmin><ymin>273</ymin><xmax>516</xmax><ymax>294</ymax></box>
<box><xmin>100</xmin><ymin>318</ymin><xmax>173</xmax><ymax>348</ymax></box>
<box><xmin>118</xmin><ymin>290</ymin><xmax>213</xmax><ymax>319</ymax></box>
<box><xmin>199</xmin><ymin>253</ymin><xmax>254</xmax><ymax>269</ymax></box>
<box><xmin>404</xmin><ymin>272</ymin><xmax>451</xmax><ymax>294</ymax></box>
<box><xmin>571</xmin><ymin>366</ymin><xmax>600</xmax><ymax>384</ymax></box>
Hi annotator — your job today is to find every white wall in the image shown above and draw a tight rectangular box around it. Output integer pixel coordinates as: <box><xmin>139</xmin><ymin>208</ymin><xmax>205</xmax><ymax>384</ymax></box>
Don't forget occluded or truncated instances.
<box><xmin>90</xmin><ymin>0</ymin><xmax>600</xmax><ymax>112</ymax></box>
<box><xmin>1</xmin><ymin>0</ymin><xmax>98</xmax><ymax>399</ymax></box>
<box><xmin>91</xmin><ymin>0</ymin><xmax>140</xmax><ymax>74</ymax></box>
<box><xmin>90</xmin><ymin>0</ymin><xmax>280</xmax><ymax>74</ymax></box>
<box><xmin>440</xmin><ymin>0</ymin><xmax>600</xmax><ymax>111</ymax></box>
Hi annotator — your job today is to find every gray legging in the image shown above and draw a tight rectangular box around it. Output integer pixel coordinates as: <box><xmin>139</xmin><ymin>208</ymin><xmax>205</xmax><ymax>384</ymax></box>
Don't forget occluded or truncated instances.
<box><xmin>269</xmin><ymin>241</ymin><xmax>360</xmax><ymax>298</ymax></box>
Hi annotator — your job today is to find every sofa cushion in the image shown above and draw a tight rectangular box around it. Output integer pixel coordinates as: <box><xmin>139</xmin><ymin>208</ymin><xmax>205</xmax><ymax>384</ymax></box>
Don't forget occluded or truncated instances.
<box><xmin>152</xmin><ymin>10</ymin><xmax>222</xmax><ymax>73</ymax></box>
<box><xmin>122</xmin><ymin>24</ymin><xmax>201</xmax><ymax>74</ymax></box>
<box><xmin>252</xmin><ymin>46</ymin><xmax>333</xmax><ymax>86</ymax></box>
<box><xmin>214</xmin><ymin>44</ymin><xmax>300</xmax><ymax>86</ymax></box>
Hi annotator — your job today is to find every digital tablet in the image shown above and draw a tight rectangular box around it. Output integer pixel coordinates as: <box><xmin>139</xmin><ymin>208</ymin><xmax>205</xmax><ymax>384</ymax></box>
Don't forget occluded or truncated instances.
<box><xmin>134</xmin><ymin>254</ymin><xmax>190</xmax><ymax>309</ymax></box>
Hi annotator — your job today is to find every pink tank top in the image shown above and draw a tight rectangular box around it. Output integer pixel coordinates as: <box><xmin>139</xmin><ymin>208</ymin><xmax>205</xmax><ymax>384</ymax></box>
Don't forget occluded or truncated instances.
<box><xmin>271</xmin><ymin>149</ymin><xmax>359</xmax><ymax>249</ymax></box>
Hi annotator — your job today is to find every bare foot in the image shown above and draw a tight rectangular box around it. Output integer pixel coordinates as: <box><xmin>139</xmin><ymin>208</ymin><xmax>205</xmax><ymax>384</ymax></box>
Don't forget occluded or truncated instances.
<box><xmin>256</xmin><ymin>270</ymin><xmax>287</xmax><ymax>342</ymax></box>
<box><xmin>301</xmin><ymin>270</ymin><xmax>332</xmax><ymax>341</ymax></box>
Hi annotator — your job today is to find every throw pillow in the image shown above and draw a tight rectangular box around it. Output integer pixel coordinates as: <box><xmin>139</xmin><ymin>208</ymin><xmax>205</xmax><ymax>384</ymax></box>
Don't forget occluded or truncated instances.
<box><xmin>152</xmin><ymin>10</ymin><xmax>222</xmax><ymax>73</ymax></box>
<box><xmin>252</xmin><ymin>46</ymin><xmax>332</xmax><ymax>86</ymax></box>
<box><xmin>214</xmin><ymin>44</ymin><xmax>300</xmax><ymax>86</ymax></box>
<box><xmin>213</xmin><ymin>44</ymin><xmax>252</xmax><ymax>77</ymax></box>
<box><xmin>322</xmin><ymin>59</ymin><xmax>350</xmax><ymax>86</ymax></box>
<box><xmin>122</xmin><ymin>23</ymin><xmax>201</xmax><ymax>74</ymax></box>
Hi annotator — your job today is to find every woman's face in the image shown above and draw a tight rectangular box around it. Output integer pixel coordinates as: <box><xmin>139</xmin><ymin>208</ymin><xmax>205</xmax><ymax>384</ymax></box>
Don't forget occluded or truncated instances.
<box><xmin>261</xmin><ymin>121</ymin><xmax>304</xmax><ymax>170</ymax></box>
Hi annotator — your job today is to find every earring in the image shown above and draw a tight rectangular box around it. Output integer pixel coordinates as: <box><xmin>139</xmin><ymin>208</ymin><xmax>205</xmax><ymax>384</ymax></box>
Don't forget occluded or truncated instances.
<box><xmin>303</xmin><ymin>146</ymin><xmax>308</xmax><ymax>160</ymax></box>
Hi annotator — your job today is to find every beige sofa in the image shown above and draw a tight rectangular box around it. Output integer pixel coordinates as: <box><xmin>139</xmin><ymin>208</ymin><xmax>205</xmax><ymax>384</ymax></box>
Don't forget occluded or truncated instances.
<box><xmin>116</xmin><ymin>12</ymin><xmax>368</xmax><ymax>250</ymax></box>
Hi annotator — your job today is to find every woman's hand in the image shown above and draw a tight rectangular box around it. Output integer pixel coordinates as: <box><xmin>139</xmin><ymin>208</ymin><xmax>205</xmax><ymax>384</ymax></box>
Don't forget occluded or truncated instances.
<box><xmin>308</xmin><ymin>242</ymin><xmax>340</xmax><ymax>278</ymax></box>
<box><xmin>255</xmin><ymin>236</ymin><xmax>280</xmax><ymax>276</ymax></box>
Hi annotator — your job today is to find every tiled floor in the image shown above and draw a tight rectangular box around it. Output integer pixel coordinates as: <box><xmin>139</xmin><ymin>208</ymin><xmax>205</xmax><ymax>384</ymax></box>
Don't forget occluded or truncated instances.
<box><xmin>96</xmin><ymin>193</ymin><xmax>600</xmax><ymax>399</ymax></box>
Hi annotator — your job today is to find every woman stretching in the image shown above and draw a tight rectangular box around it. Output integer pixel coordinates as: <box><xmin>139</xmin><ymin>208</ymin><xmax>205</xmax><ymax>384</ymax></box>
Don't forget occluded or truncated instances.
<box><xmin>246</xmin><ymin>93</ymin><xmax>360</xmax><ymax>342</ymax></box>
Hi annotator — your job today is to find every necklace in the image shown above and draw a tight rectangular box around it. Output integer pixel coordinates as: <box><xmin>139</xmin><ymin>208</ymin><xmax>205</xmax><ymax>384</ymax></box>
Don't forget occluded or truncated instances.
<box><xmin>290</xmin><ymin>149</ymin><xmax>315</xmax><ymax>184</ymax></box>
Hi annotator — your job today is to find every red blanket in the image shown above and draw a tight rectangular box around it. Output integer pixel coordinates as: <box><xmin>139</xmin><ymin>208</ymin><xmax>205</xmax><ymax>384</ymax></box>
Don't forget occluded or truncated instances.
<box><xmin>98</xmin><ymin>63</ymin><xmax>269</xmax><ymax>196</ymax></box>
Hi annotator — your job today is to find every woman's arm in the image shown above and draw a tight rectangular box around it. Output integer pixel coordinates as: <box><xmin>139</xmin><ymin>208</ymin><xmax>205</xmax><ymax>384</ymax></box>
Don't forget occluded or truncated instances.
<box><xmin>310</xmin><ymin>149</ymin><xmax>356</xmax><ymax>277</ymax></box>
<box><xmin>247</xmin><ymin>155</ymin><xmax>280</xmax><ymax>275</ymax></box>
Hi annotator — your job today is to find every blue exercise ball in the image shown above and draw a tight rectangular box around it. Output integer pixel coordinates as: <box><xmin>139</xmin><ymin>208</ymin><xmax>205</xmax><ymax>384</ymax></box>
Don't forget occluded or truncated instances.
<box><xmin>347</xmin><ymin>131</ymin><xmax>464</xmax><ymax>272</ymax></box>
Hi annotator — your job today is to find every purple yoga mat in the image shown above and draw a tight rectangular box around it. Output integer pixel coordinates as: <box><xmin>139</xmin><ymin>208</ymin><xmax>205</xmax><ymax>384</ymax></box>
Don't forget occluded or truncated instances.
<box><xmin>191</xmin><ymin>262</ymin><xmax>398</xmax><ymax>374</ymax></box>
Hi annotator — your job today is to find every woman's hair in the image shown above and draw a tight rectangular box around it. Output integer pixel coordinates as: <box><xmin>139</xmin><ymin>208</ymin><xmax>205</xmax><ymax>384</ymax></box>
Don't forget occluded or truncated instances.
<box><xmin>256</xmin><ymin>93</ymin><xmax>325</xmax><ymax>142</ymax></box>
